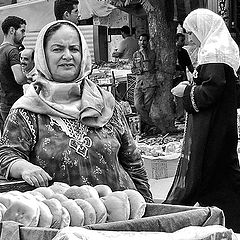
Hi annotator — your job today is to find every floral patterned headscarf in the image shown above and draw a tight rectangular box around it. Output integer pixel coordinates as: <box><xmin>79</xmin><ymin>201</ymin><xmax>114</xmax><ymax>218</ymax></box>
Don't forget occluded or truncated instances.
<box><xmin>13</xmin><ymin>20</ymin><xmax>115</xmax><ymax>128</ymax></box>
<box><xmin>183</xmin><ymin>8</ymin><xmax>240</xmax><ymax>75</ymax></box>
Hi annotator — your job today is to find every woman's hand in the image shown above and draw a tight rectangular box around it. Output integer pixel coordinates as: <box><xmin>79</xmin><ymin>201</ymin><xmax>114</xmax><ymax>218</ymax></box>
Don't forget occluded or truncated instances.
<box><xmin>10</xmin><ymin>160</ymin><xmax>52</xmax><ymax>187</ymax></box>
<box><xmin>171</xmin><ymin>81</ymin><xmax>190</xmax><ymax>97</ymax></box>
<box><xmin>22</xmin><ymin>165</ymin><xmax>52</xmax><ymax>187</ymax></box>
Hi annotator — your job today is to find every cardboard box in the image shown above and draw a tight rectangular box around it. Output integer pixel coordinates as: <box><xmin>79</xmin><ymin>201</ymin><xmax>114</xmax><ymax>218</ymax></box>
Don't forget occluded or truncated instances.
<box><xmin>142</xmin><ymin>153</ymin><xmax>180</xmax><ymax>179</ymax></box>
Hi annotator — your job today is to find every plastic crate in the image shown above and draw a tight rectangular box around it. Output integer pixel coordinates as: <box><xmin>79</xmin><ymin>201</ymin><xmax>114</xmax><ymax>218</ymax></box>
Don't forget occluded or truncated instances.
<box><xmin>142</xmin><ymin>153</ymin><xmax>180</xmax><ymax>179</ymax></box>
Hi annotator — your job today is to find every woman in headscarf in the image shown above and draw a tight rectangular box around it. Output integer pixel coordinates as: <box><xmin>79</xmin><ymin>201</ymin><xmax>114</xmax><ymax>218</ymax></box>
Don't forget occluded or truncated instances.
<box><xmin>0</xmin><ymin>20</ymin><xmax>153</xmax><ymax>203</ymax></box>
<box><xmin>164</xmin><ymin>9</ymin><xmax>240</xmax><ymax>231</ymax></box>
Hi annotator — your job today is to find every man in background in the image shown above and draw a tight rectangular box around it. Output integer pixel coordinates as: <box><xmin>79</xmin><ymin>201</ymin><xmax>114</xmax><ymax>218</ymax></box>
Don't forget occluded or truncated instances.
<box><xmin>131</xmin><ymin>33</ymin><xmax>158</xmax><ymax>135</ymax></box>
<box><xmin>54</xmin><ymin>0</ymin><xmax>80</xmax><ymax>24</ymax></box>
<box><xmin>174</xmin><ymin>33</ymin><xmax>194</xmax><ymax>123</ymax></box>
<box><xmin>112</xmin><ymin>25</ymin><xmax>139</xmax><ymax>61</ymax></box>
<box><xmin>0</xmin><ymin>16</ymin><xmax>28</xmax><ymax>132</ymax></box>
<box><xmin>20</xmin><ymin>48</ymin><xmax>37</xmax><ymax>93</ymax></box>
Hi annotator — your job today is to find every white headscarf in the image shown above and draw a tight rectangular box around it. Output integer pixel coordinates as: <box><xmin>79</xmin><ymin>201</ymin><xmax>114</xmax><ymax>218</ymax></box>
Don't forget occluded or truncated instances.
<box><xmin>34</xmin><ymin>20</ymin><xmax>92</xmax><ymax>82</ymax></box>
<box><xmin>183</xmin><ymin>8</ymin><xmax>240</xmax><ymax>75</ymax></box>
<box><xmin>13</xmin><ymin>20</ymin><xmax>115</xmax><ymax>128</ymax></box>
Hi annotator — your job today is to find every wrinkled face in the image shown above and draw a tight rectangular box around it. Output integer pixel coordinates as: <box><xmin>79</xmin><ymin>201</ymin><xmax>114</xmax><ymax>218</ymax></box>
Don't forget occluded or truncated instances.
<box><xmin>13</xmin><ymin>24</ymin><xmax>26</xmax><ymax>46</ymax></box>
<box><xmin>139</xmin><ymin>35</ymin><xmax>148</xmax><ymax>49</ymax></box>
<box><xmin>176</xmin><ymin>36</ymin><xmax>185</xmax><ymax>48</ymax></box>
<box><xmin>20</xmin><ymin>49</ymin><xmax>34</xmax><ymax>72</ymax></box>
<box><xmin>66</xmin><ymin>4</ymin><xmax>80</xmax><ymax>25</ymax></box>
<box><xmin>45</xmin><ymin>25</ymin><xmax>81</xmax><ymax>83</ymax></box>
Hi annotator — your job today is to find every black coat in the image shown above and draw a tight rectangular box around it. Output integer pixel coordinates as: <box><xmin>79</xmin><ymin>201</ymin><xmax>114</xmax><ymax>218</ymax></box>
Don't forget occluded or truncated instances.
<box><xmin>165</xmin><ymin>63</ymin><xmax>240</xmax><ymax>232</ymax></box>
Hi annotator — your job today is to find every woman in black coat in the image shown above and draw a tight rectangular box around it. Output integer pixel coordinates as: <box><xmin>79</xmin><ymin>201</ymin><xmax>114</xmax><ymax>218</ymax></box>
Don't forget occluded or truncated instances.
<box><xmin>164</xmin><ymin>8</ymin><xmax>240</xmax><ymax>232</ymax></box>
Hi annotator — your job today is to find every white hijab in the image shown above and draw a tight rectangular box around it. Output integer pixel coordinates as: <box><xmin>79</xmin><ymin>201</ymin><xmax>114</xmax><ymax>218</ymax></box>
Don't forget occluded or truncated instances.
<box><xmin>183</xmin><ymin>8</ymin><xmax>240</xmax><ymax>74</ymax></box>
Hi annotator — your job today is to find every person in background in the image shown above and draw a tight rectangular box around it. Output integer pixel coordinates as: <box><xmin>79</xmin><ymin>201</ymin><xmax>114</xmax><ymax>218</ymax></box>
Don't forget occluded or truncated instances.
<box><xmin>174</xmin><ymin>33</ymin><xmax>194</xmax><ymax>123</ymax></box>
<box><xmin>164</xmin><ymin>8</ymin><xmax>240</xmax><ymax>232</ymax></box>
<box><xmin>20</xmin><ymin>48</ymin><xmax>37</xmax><ymax>93</ymax></box>
<box><xmin>0</xmin><ymin>20</ymin><xmax>153</xmax><ymax>203</ymax></box>
<box><xmin>0</xmin><ymin>16</ymin><xmax>28</xmax><ymax>133</ymax></box>
<box><xmin>112</xmin><ymin>25</ymin><xmax>139</xmax><ymax>61</ymax></box>
<box><xmin>131</xmin><ymin>33</ymin><xmax>158</xmax><ymax>135</ymax></box>
<box><xmin>54</xmin><ymin>0</ymin><xmax>80</xmax><ymax>24</ymax></box>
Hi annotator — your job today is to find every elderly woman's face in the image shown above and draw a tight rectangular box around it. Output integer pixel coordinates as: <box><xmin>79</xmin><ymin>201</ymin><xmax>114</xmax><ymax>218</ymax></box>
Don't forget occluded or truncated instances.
<box><xmin>45</xmin><ymin>25</ymin><xmax>81</xmax><ymax>82</ymax></box>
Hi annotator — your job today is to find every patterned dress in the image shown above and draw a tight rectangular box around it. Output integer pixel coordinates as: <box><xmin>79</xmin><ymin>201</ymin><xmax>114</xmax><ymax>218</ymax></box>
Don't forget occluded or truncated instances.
<box><xmin>0</xmin><ymin>104</ymin><xmax>153</xmax><ymax>202</ymax></box>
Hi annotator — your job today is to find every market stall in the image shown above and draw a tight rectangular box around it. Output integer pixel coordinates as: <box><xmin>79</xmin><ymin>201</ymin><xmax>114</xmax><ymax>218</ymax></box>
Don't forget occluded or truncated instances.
<box><xmin>0</xmin><ymin>177</ymin><xmax>232</xmax><ymax>240</ymax></box>
<box><xmin>0</xmin><ymin>203</ymin><xmax>226</xmax><ymax>240</ymax></box>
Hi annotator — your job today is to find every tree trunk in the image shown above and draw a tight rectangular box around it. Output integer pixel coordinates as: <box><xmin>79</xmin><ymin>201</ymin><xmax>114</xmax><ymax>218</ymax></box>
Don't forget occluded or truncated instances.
<box><xmin>147</xmin><ymin>8</ymin><xmax>177</xmax><ymax>134</ymax></box>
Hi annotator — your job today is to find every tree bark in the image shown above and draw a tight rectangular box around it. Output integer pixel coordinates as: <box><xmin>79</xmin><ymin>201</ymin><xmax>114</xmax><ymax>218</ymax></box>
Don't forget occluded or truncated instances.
<box><xmin>147</xmin><ymin>8</ymin><xmax>177</xmax><ymax>134</ymax></box>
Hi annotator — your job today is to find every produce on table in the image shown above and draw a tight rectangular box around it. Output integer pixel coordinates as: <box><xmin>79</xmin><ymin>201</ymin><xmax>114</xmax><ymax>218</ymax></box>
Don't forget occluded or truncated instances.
<box><xmin>0</xmin><ymin>184</ymin><xmax>147</xmax><ymax>228</ymax></box>
<box><xmin>137</xmin><ymin>139</ymin><xmax>182</xmax><ymax>157</ymax></box>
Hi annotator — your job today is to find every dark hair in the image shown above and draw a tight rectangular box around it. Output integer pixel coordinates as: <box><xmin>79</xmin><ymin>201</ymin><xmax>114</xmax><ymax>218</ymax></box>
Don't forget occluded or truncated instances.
<box><xmin>43</xmin><ymin>22</ymin><xmax>81</xmax><ymax>51</ymax></box>
<box><xmin>54</xmin><ymin>0</ymin><xmax>79</xmax><ymax>20</ymax></box>
<box><xmin>121</xmin><ymin>25</ymin><xmax>130</xmax><ymax>35</ymax></box>
<box><xmin>175</xmin><ymin>33</ymin><xmax>185</xmax><ymax>41</ymax></box>
<box><xmin>1</xmin><ymin>16</ymin><xmax>26</xmax><ymax>35</ymax></box>
<box><xmin>139</xmin><ymin>33</ymin><xmax>150</xmax><ymax>41</ymax></box>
